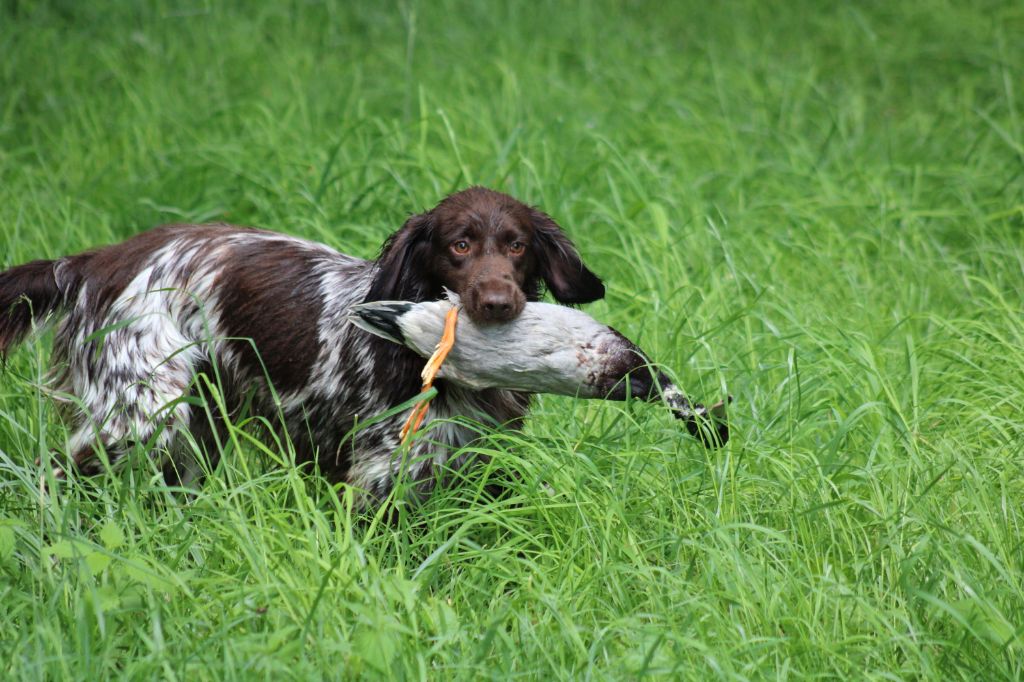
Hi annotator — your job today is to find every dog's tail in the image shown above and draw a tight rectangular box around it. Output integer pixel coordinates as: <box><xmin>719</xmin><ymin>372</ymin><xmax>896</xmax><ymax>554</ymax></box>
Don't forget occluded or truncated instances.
<box><xmin>0</xmin><ymin>258</ymin><xmax>68</xmax><ymax>360</ymax></box>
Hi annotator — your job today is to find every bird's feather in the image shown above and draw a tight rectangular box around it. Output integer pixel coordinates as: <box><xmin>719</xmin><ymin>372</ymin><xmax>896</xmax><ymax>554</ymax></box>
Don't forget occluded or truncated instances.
<box><xmin>348</xmin><ymin>301</ymin><xmax>414</xmax><ymax>345</ymax></box>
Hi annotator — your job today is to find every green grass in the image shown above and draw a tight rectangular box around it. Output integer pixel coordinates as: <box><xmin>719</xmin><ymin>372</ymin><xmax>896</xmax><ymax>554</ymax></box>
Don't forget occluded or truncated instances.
<box><xmin>2</xmin><ymin>0</ymin><xmax>1024</xmax><ymax>678</ymax></box>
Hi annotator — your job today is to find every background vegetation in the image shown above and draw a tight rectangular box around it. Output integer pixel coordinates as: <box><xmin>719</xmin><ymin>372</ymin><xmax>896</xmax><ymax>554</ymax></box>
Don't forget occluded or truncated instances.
<box><xmin>2</xmin><ymin>0</ymin><xmax>1023</xmax><ymax>678</ymax></box>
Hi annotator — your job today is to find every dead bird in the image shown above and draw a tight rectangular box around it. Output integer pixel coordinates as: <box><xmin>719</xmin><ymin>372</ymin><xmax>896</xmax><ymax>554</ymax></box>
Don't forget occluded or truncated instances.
<box><xmin>350</xmin><ymin>294</ymin><xmax>730</xmax><ymax>447</ymax></box>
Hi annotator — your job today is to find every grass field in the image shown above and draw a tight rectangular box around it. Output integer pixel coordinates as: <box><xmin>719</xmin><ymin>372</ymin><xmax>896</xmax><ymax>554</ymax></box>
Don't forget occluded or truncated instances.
<box><xmin>2</xmin><ymin>0</ymin><xmax>1024</xmax><ymax>678</ymax></box>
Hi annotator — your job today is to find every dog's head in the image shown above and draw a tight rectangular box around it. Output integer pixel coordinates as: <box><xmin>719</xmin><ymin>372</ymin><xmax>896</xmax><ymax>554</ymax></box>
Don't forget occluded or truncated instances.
<box><xmin>365</xmin><ymin>187</ymin><xmax>604</xmax><ymax>323</ymax></box>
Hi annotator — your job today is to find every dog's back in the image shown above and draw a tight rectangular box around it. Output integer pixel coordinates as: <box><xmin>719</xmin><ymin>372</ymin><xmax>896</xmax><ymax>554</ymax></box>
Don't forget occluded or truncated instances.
<box><xmin>2</xmin><ymin>225</ymin><xmax>245</xmax><ymax>357</ymax></box>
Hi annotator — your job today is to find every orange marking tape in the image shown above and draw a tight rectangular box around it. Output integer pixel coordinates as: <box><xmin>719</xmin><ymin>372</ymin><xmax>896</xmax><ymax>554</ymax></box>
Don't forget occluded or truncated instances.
<box><xmin>400</xmin><ymin>305</ymin><xmax>460</xmax><ymax>445</ymax></box>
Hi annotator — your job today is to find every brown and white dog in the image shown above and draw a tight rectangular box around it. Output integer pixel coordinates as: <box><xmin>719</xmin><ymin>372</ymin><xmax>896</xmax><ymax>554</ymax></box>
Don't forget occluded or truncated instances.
<box><xmin>0</xmin><ymin>187</ymin><xmax>604</xmax><ymax>505</ymax></box>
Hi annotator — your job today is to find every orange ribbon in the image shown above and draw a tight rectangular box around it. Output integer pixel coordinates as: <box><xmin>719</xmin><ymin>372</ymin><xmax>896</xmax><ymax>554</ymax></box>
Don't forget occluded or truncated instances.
<box><xmin>399</xmin><ymin>305</ymin><xmax>460</xmax><ymax>444</ymax></box>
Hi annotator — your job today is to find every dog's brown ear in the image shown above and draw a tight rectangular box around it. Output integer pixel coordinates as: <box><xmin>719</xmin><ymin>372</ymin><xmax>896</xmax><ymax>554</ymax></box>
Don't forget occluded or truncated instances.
<box><xmin>531</xmin><ymin>209</ymin><xmax>605</xmax><ymax>304</ymax></box>
<box><xmin>365</xmin><ymin>212</ymin><xmax>436</xmax><ymax>302</ymax></box>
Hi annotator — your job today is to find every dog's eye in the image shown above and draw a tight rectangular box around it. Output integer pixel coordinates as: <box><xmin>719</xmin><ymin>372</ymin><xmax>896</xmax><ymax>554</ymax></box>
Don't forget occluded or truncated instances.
<box><xmin>509</xmin><ymin>241</ymin><xmax>526</xmax><ymax>255</ymax></box>
<box><xmin>451</xmin><ymin>240</ymin><xmax>470</xmax><ymax>255</ymax></box>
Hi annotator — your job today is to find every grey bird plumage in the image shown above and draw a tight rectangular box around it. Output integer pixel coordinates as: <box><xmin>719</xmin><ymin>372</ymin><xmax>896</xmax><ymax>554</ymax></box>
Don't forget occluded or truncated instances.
<box><xmin>350</xmin><ymin>293</ymin><xmax>729</xmax><ymax>446</ymax></box>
